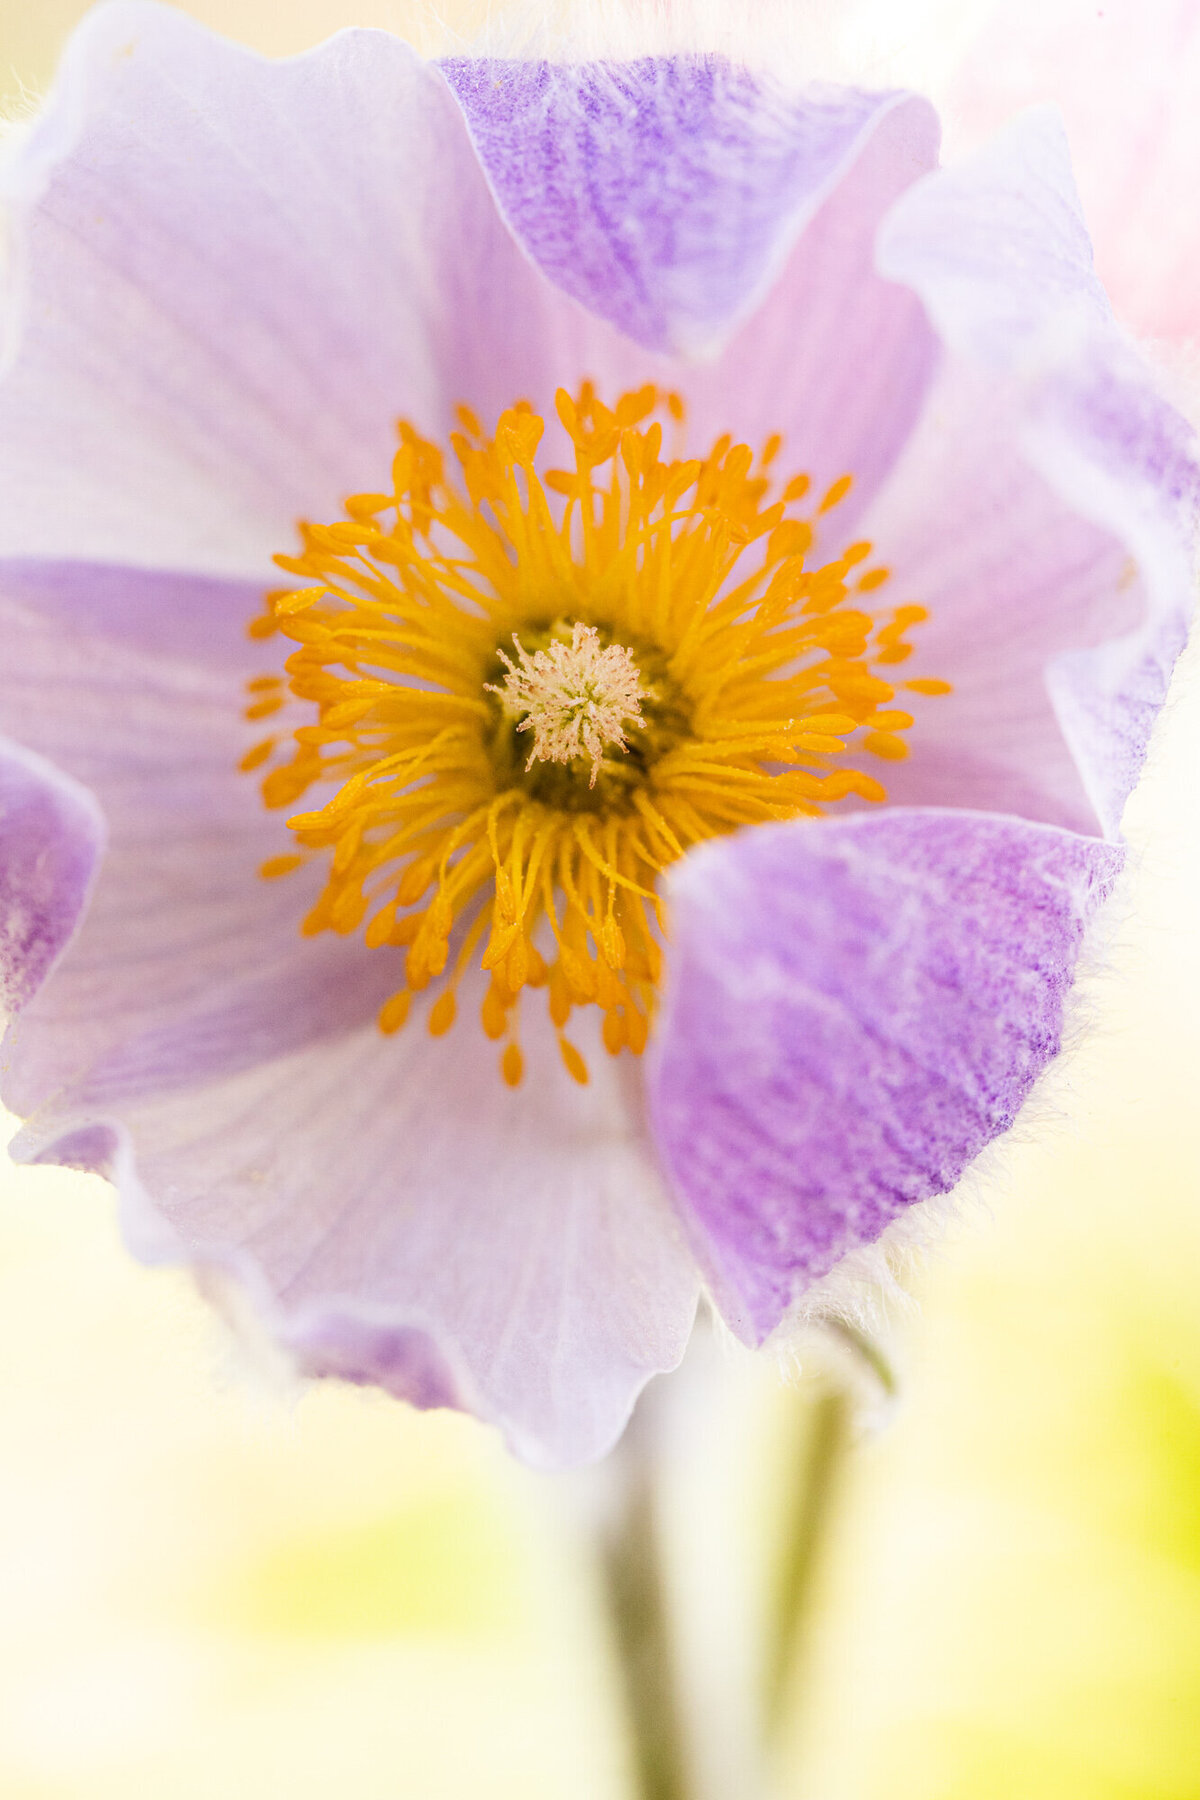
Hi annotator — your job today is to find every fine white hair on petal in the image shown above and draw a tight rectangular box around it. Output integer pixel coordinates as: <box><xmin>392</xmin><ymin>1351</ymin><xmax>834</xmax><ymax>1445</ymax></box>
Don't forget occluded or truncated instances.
<box><xmin>441</xmin><ymin>0</ymin><xmax>1000</xmax><ymax>96</ymax></box>
<box><xmin>760</xmin><ymin>820</ymin><xmax>1151</xmax><ymax>1380</ymax></box>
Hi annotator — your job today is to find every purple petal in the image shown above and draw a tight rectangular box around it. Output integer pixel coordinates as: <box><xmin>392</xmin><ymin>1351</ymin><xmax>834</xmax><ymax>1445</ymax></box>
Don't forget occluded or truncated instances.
<box><xmin>0</xmin><ymin>737</ymin><xmax>104</xmax><ymax>1015</ymax></box>
<box><xmin>14</xmin><ymin>979</ymin><xmax>699</xmax><ymax>1468</ymax></box>
<box><xmin>441</xmin><ymin>57</ymin><xmax>934</xmax><ymax>358</ymax></box>
<box><xmin>443</xmin><ymin>57</ymin><xmax>940</xmax><ymax>523</ymax></box>
<box><xmin>0</xmin><ymin>4</ymin><xmax>638</xmax><ymax>577</ymax></box>
<box><xmin>0</xmin><ymin>558</ymin><xmax>261</xmax><ymax>671</ymax></box>
<box><xmin>2</xmin><ymin>7</ymin><xmax>943</xmax><ymax>583</ymax></box>
<box><xmin>289</xmin><ymin>1317</ymin><xmax>465</xmax><ymax>1416</ymax></box>
<box><xmin>648</xmin><ymin>810</ymin><xmax>1121</xmax><ymax>1344</ymax></box>
<box><xmin>873</xmin><ymin>108</ymin><xmax>1199</xmax><ymax>837</ymax></box>
<box><xmin>853</xmin><ymin>364</ymin><xmax>1137</xmax><ymax>833</ymax></box>
<box><xmin>0</xmin><ymin>561</ymin><xmax>391</xmax><ymax>1115</ymax></box>
<box><xmin>679</xmin><ymin>87</ymin><xmax>940</xmax><ymax>532</ymax></box>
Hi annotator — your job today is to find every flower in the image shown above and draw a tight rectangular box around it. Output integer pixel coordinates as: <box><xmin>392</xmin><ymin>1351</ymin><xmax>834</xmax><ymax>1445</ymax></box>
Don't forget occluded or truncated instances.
<box><xmin>0</xmin><ymin>2</ymin><xmax>1194</xmax><ymax>1466</ymax></box>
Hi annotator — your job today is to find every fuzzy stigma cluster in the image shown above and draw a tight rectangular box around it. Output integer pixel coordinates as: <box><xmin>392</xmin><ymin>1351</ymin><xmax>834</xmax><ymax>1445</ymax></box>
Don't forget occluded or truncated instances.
<box><xmin>244</xmin><ymin>385</ymin><xmax>947</xmax><ymax>1086</ymax></box>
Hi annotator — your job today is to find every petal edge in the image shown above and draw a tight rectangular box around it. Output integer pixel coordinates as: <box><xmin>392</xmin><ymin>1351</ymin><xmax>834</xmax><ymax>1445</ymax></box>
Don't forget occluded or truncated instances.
<box><xmin>649</xmin><ymin>809</ymin><xmax>1122</xmax><ymax>1342</ymax></box>
<box><xmin>0</xmin><ymin>737</ymin><xmax>104</xmax><ymax>1018</ymax></box>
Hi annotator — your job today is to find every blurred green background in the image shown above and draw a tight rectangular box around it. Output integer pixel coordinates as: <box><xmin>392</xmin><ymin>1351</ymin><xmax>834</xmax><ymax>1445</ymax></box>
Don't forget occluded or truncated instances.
<box><xmin>2</xmin><ymin>3</ymin><xmax>1199</xmax><ymax>1796</ymax></box>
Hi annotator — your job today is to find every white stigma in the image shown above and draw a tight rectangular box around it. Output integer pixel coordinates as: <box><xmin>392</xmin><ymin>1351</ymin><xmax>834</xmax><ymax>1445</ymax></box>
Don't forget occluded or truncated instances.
<box><xmin>489</xmin><ymin>622</ymin><xmax>648</xmax><ymax>786</ymax></box>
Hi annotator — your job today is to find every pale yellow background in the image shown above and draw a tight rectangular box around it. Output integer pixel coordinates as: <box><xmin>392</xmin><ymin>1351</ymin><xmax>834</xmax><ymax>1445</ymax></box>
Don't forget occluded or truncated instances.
<box><xmin>2</xmin><ymin>4</ymin><xmax>1199</xmax><ymax>1797</ymax></box>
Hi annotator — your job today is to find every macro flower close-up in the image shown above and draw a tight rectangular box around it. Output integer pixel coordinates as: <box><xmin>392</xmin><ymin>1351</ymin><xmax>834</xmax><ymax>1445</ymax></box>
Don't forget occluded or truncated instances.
<box><xmin>0</xmin><ymin>0</ymin><xmax>1196</xmax><ymax>1484</ymax></box>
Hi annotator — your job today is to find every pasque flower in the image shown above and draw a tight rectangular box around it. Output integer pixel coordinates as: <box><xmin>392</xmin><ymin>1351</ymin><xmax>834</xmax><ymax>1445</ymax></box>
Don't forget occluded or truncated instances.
<box><xmin>0</xmin><ymin>2</ymin><xmax>1194</xmax><ymax>1465</ymax></box>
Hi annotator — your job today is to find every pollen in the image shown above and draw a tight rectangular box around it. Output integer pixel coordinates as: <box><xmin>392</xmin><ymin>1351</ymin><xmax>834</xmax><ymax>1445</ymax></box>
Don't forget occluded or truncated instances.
<box><xmin>245</xmin><ymin>383</ymin><xmax>946</xmax><ymax>1084</ymax></box>
<box><xmin>489</xmin><ymin>623</ymin><xmax>648</xmax><ymax>786</ymax></box>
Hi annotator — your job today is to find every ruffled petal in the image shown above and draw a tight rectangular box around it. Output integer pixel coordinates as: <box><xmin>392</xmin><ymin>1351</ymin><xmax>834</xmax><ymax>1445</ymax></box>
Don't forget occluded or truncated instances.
<box><xmin>441</xmin><ymin>56</ymin><xmax>932</xmax><ymax>356</ymax></box>
<box><xmin>443</xmin><ymin>56</ymin><xmax>941</xmax><ymax>522</ymax></box>
<box><xmin>2</xmin><ymin>7</ymin><xmax>944</xmax><ymax>580</ymax></box>
<box><xmin>0</xmin><ymin>4</ymin><xmax>638</xmax><ymax>577</ymax></box>
<box><xmin>0</xmin><ymin>737</ymin><xmax>103</xmax><ymax>1015</ymax></box>
<box><xmin>13</xmin><ymin>978</ymin><xmax>699</xmax><ymax>1468</ymax></box>
<box><xmin>0</xmin><ymin>561</ymin><xmax>392</xmax><ymax>1114</ymax></box>
<box><xmin>866</xmin><ymin>109</ymin><xmax>1198</xmax><ymax>837</ymax></box>
<box><xmin>648</xmin><ymin>809</ymin><xmax>1121</xmax><ymax>1343</ymax></box>
<box><xmin>852</xmin><ymin>363</ymin><xmax>1138</xmax><ymax>833</ymax></box>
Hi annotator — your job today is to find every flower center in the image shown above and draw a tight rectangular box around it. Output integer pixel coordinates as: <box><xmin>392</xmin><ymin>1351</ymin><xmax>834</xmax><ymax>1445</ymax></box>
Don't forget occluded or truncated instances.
<box><xmin>244</xmin><ymin>384</ymin><xmax>948</xmax><ymax>1086</ymax></box>
<box><xmin>489</xmin><ymin>622</ymin><xmax>648</xmax><ymax>787</ymax></box>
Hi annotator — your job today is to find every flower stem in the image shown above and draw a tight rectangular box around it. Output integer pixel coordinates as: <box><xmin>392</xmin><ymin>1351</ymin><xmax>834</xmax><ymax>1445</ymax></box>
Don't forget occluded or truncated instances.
<box><xmin>765</xmin><ymin>1381</ymin><xmax>854</xmax><ymax>1734</ymax></box>
<box><xmin>592</xmin><ymin>1333</ymin><xmax>865</xmax><ymax>1800</ymax></box>
<box><xmin>597</xmin><ymin>1396</ymin><xmax>691</xmax><ymax>1800</ymax></box>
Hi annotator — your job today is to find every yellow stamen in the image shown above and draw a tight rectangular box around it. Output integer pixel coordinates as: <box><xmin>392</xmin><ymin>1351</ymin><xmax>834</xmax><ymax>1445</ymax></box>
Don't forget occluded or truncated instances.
<box><xmin>246</xmin><ymin>383</ymin><xmax>946</xmax><ymax>1082</ymax></box>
